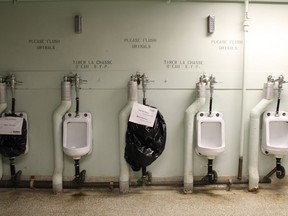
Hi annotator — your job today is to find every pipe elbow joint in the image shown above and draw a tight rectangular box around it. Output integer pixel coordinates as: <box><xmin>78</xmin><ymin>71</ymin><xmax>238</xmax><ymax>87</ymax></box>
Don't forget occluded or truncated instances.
<box><xmin>52</xmin><ymin>100</ymin><xmax>71</xmax><ymax>194</ymax></box>
<box><xmin>250</xmin><ymin>108</ymin><xmax>261</xmax><ymax>119</ymax></box>
<box><xmin>250</xmin><ymin>99</ymin><xmax>273</xmax><ymax>119</ymax></box>
<box><xmin>185</xmin><ymin>98</ymin><xmax>206</xmax><ymax>116</ymax></box>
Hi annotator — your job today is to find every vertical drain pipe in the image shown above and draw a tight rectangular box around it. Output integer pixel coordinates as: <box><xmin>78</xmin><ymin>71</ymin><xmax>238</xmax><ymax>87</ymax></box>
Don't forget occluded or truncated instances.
<box><xmin>183</xmin><ymin>76</ymin><xmax>207</xmax><ymax>193</ymax></box>
<box><xmin>248</xmin><ymin>76</ymin><xmax>275</xmax><ymax>191</ymax></box>
<box><xmin>52</xmin><ymin>77</ymin><xmax>72</xmax><ymax>193</ymax></box>
<box><xmin>238</xmin><ymin>0</ymin><xmax>250</xmax><ymax>180</ymax></box>
<box><xmin>0</xmin><ymin>79</ymin><xmax>7</xmax><ymax>180</ymax></box>
<box><xmin>119</xmin><ymin>78</ymin><xmax>138</xmax><ymax>193</ymax></box>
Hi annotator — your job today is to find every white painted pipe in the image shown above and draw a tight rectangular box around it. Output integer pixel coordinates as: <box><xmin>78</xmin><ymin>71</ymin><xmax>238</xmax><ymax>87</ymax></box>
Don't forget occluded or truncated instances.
<box><xmin>238</xmin><ymin>0</ymin><xmax>249</xmax><ymax>180</ymax></box>
<box><xmin>183</xmin><ymin>82</ymin><xmax>206</xmax><ymax>193</ymax></box>
<box><xmin>119</xmin><ymin>80</ymin><xmax>138</xmax><ymax>193</ymax></box>
<box><xmin>52</xmin><ymin>80</ymin><xmax>71</xmax><ymax>193</ymax></box>
<box><xmin>248</xmin><ymin>81</ymin><xmax>274</xmax><ymax>191</ymax></box>
<box><xmin>0</xmin><ymin>82</ymin><xmax>7</xmax><ymax>180</ymax></box>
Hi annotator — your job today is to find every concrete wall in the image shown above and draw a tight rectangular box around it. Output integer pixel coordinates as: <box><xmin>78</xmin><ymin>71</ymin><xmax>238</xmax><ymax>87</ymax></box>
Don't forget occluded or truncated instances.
<box><xmin>0</xmin><ymin>1</ymin><xmax>287</xmax><ymax>181</ymax></box>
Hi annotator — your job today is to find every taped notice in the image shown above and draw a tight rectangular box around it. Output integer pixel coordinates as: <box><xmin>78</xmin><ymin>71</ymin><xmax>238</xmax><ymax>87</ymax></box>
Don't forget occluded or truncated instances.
<box><xmin>0</xmin><ymin>117</ymin><xmax>23</xmax><ymax>135</ymax></box>
<box><xmin>129</xmin><ymin>103</ymin><xmax>158</xmax><ymax>127</ymax></box>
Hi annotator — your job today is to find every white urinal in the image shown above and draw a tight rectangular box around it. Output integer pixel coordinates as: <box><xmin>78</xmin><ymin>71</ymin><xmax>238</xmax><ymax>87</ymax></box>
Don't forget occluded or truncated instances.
<box><xmin>196</xmin><ymin>112</ymin><xmax>225</xmax><ymax>159</ymax></box>
<box><xmin>63</xmin><ymin>112</ymin><xmax>92</xmax><ymax>159</ymax></box>
<box><xmin>262</xmin><ymin>111</ymin><xmax>288</xmax><ymax>158</ymax></box>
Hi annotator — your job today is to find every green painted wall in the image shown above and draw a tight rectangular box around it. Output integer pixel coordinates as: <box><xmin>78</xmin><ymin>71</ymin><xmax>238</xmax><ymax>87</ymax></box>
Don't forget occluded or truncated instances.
<box><xmin>0</xmin><ymin>1</ymin><xmax>287</xmax><ymax>182</ymax></box>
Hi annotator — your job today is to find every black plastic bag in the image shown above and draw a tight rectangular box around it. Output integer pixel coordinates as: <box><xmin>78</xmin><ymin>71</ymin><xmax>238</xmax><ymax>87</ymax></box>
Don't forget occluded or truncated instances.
<box><xmin>0</xmin><ymin>114</ymin><xmax>27</xmax><ymax>158</ymax></box>
<box><xmin>125</xmin><ymin>108</ymin><xmax>166</xmax><ymax>171</ymax></box>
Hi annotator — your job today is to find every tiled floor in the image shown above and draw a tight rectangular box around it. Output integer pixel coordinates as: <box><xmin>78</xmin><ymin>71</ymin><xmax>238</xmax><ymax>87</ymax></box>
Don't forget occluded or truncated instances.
<box><xmin>1</xmin><ymin>183</ymin><xmax>288</xmax><ymax>216</ymax></box>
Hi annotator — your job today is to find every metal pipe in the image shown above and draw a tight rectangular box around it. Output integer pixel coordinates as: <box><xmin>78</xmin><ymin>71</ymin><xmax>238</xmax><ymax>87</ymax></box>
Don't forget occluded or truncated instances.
<box><xmin>0</xmin><ymin>180</ymin><xmax>119</xmax><ymax>189</ymax></box>
<box><xmin>276</xmin><ymin>158</ymin><xmax>281</xmax><ymax>175</ymax></box>
<box><xmin>209</xmin><ymin>97</ymin><xmax>213</xmax><ymax>116</ymax></box>
<box><xmin>5</xmin><ymin>74</ymin><xmax>21</xmax><ymax>115</ymax></box>
<box><xmin>248</xmin><ymin>78</ymin><xmax>274</xmax><ymax>192</ymax></box>
<box><xmin>52</xmin><ymin>78</ymin><xmax>72</xmax><ymax>193</ymax></box>
<box><xmin>141</xmin><ymin>74</ymin><xmax>149</xmax><ymax>182</ymax></box>
<box><xmin>275</xmin><ymin>75</ymin><xmax>287</xmax><ymax>116</ymax></box>
<box><xmin>141</xmin><ymin>73</ymin><xmax>148</xmax><ymax>106</ymax></box>
<box><xmin>10</xmin><ymin>74</ymin><xmax>16</xmax><ymax>100</ymax></box>
<box><xmin>183</xmin><ymin>76</ymin><xmax>207</xmax><ymax>194</ymax></box>
<box><xmin>275</xmin><ymin>158</ymin><xmax>286</xmax><ymax>179</ymax></box>
<box><xmin>208</xmin><ymin>159</ymin><xmax>213</xmax><ymax>183</ymax></box>
<box><xmin>74</xmin><ymin>159</ymin><xmax>80</xmax><ymax>179</ymax></box>
<box><xmin>9</xmin><ymin>158</ymin><xmax>16</xmax><ymax>176</ymax></box>
<box><xmin>261</xmin><ymin>157</ymin><xmax>286</xmax><ymax>183</ymax></box>
<box><xmin>194</xmin><ymin>179</ymin><xmax>248</xmax><ymax>187</ymax></box>
<box><xmin>276</xmin><ymin>98</ymin><xmax>280</xmax><ymax>114</ymax></box>
<box><xmin>208</xmin><ymin>75</ymin><xmax>217</xmax><ymax>117</ymax></box>
<box><xmin>119</xmin><ymin>79</ymin><xmax>138</xmax><ymax>193</ymax></box>
<box><xmin>76</xmin><ymin>97</ymin><xmax>79</xmax><ymax>116</ymax></box>
<box><xmin>248</xmin><ymin>99</ymin><xmax>273</xmax><ymax>192</ymax></box>
<box><xmin>11</xmin><ymin>98</ymin><xmax>15</xmax><ymax>115</ymax></box>
<box><xmin>260</xmin><ymin>167</ymin><xmax>276</xmax><ymax>183</ymax></box>
<box><xmin>0</xmin><ymin>178</ymin><xmax>255</xmax><ymax>190</ymax></box>
<box><xmin>74</xmin><ymin>74</ymin><xmax>81</xmax><ymax>117</ymax></box>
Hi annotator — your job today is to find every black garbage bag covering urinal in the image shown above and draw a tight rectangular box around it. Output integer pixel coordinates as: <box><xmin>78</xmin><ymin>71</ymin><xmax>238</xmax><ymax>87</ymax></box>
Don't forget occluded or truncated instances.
<box><xmin>0</xmin><ymin>114</ymin><xmax>27</xmax><ymax>158</ymax></box>
<box><xmin>125</xmin><ymin>108</ymin><xmax>167</xmax><ymax>171</ymax></box>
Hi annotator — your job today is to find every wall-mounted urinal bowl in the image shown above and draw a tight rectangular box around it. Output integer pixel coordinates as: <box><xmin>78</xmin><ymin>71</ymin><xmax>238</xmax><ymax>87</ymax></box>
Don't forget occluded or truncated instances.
<box><xmin>196</xmin><ymin>112</ymin><xmax>225</xmax><ymax>159</ymax></box>
<box><xmin>262</xmin><ymin>111</ymin><xmax>288</xmax><ymax>158</ymax></box>
<box><xmin>63</xmin><ymin>112</ymin><xmax>92</xmax><ymax>159</ymax></box>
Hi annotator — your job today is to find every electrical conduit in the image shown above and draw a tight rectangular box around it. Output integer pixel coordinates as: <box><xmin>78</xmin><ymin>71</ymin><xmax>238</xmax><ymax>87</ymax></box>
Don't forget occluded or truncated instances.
<box><xmin>119</xmin><ymin>80</ymin><xmax>138</xmax><ymax>193</ymax></box>
<box><xmin>248</xmin><ymin>78</ymin><xmax>274</xmax><ymax>191</ymax></box>
<box><xmin>183</xmin><ymin>81</ymin><xmax>206</xmax><ymax>193</ymax></box>
<box><xmin>0</xmin><ymin>82</ymin><xmax>7</xmax><ymax>180</ymax></box>
<box><xmin>52</xmin><ymin>79</ymin><xmax>71</xmax><ymax>193</ymax></box>
<box><xmin>238</xmin><ymin>0</ymin><xmax>250</xmax><ymax>180</ymax></box>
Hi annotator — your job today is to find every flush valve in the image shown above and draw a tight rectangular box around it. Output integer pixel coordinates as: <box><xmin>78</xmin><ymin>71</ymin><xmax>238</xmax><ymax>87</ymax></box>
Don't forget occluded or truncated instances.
<box><xmin>66</xmin><ymin>73</ymin><xmax>87</xmax><ymax>96</ymax></box>
<box><xmin>208</xmin><ymin>75</ymin><xmax>221</xmax><ymax>117</ymax></box>
<box><xmin>275</xmin><ymin>75</ymin><xmax>287</xmax><ymax>116</ymax></box>
<box><xmin>4</xmin><ymin>74</ymin><xmax>22</xmax><ymax>98</ymax></box>
<box><xmin>276</xmin><ymin>75</ymin><xmax>287</xmax><ymax>97</ymax></box>
<box><xmin>131</xmin><ymin>72</ymin><xmax>154</xmax><ymax>105</ymax></box>
<box><xmin>209</xmin><ymin>75</ymin><xmax>220</xmax><ymax>96</ymax></box>
<box><xmin>199</xmin><ymin>74</ymin><xmax>209</xmax><ymax>85</ymax></box>
<box><xmin>66</xmin><ymin>73</ymin><xmax>87</xmax><ymax>117</ymax></box>
<box><xmin>141</xmin><ymin>73</ymin><xmax>149</xmax><ymax>105</ymax></box>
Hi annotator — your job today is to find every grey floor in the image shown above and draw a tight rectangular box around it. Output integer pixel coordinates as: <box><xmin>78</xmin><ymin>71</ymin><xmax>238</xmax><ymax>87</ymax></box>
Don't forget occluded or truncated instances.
<box><xmin>1</xmin><ymin>183</ymin><xmax>288</xmax><ymax>216</ymax></box>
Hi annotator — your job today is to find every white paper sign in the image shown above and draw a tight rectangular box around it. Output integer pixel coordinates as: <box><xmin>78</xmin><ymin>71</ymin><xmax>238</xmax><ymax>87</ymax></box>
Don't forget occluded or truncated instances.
<box><xmin>0</xmin><ymin>117</ymin><xmax>23</xmax><ymax>135</ymax></box>
<box><xmin>129</xmin><ymin>103</ymin><xmax>158</xmax><ymax>127</ymax></box>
